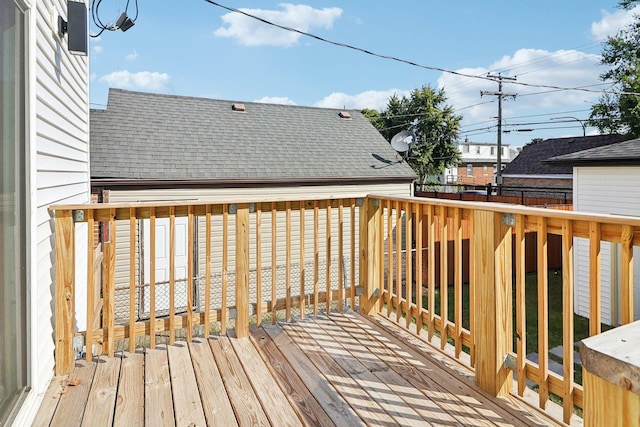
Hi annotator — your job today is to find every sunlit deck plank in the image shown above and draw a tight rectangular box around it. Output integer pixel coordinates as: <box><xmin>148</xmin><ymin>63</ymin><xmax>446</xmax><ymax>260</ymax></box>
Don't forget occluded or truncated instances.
<box><xmin>260</xmin><ymin>323</ymin><xmax>363</xmax><ymax>426</ymax></box>
<box><xmin>166</xmin><ymin>342</ymin><xmax>207</xmax><ymax>426</ymax></box>
<box><xmin>113</xmin><ymin>350</ymin><xmax>144</xmax><ymax>426</ymax></box>
<box><xmin>81</xmin><ymin>355</ymin><xmax>121</xmax><ymax>427</ymax></box>
<box><xmin>49</xmin><ymin>360</ymin><xmax>97</xmax><ymax>427</ymax></box>
<box><xmin>282</xmin><ymin>320</ymin><xmax>397</xmax><ymax>426</ymax></box>
<box><xmin>144</xmin><ymin>345</ymin><xmax>174</xmax><ymax>427</ymax></box>
<box><xmin>188</xmin><ymin>338</ymin><xmax>238</xmax><ymax>426</ymax></box>
<box><xmin>249</xmin><ymin>326</ymin><xmax>336</xmax><ymax>427</ymax></box>
<box><xmin>209</xmin><ymin>335</ymin><xmax>271</xmax><ymax>426</ymax></box>
<box><xmin>229</xmin><ymin>335</ymin><xmax>302</xmax><ymax>426</ymax></box>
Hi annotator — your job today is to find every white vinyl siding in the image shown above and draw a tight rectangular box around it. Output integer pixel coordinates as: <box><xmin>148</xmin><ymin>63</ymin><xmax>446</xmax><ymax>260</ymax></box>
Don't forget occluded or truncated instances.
<box><xmin>15</xmin><ymin>0</ymin><xmax>90</xmax><ymax>424</ymax></box>
<box><xmin>573</xmin><ymin>166</ymin><xmax>640</xmax><ymax>324</ymax></box>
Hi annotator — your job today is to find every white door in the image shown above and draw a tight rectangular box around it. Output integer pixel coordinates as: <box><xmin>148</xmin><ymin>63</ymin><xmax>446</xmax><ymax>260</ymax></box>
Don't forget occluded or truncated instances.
<box><xmin>142</xmin><ymin>217</ymin><xmax>192</xmax><ymax>315</ymax></box>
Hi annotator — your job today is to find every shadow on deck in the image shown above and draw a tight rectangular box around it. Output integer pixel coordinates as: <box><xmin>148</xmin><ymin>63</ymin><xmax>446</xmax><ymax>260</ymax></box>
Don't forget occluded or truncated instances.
<box><xmin>34</xmin><ymin>310</ymin><xmax>559</xmax><ymax>426</ymax></box>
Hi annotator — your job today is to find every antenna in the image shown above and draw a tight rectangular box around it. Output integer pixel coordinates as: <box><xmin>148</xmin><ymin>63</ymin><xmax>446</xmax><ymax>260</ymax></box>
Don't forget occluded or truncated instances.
<box><xmin>390</xmin><ymin>131</ymin><xmax>416</xmax><ymax>159</ymax></box>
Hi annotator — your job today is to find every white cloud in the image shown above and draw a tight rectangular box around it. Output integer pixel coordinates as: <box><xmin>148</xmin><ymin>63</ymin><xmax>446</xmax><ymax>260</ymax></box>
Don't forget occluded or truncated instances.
<box><xmin>90</xmin><ymin>72</ymin><xmax>97</xmax><ymax>82</ymax></box>
<box><xmin>92</xmin><ymin>45</ymin><xmax>103</xmax><ymax>54</ymax></box>
<box><xmin>591</xmin><ymin>5</ymin><xmax>640</xmax><ymax>40</ymax></box>
<box><xmin>99</xmin><ymin>71</ymin><xmax>171</xmax><ymax>91</ymax></box>
<box><xmin>439</xmin><ymin>48</ymin><xmax>602</xmax><ymax>125</ymax></box>
<box><xmin>214</xmin><ymin>3</ymin><xmax>342</xmax><ymax>47</ymax></box>
<box><xmin>125</xmin><ymin>50</ymin><xmax>138</xmax><ymax>61</ymax></box>
<box><xmin>314</xmin><ymin>89</ymin><xmax>410</xmax><ymax>111</ymax></box>
<box><xmin>254</xmin><ymin>96</ymin><xmax>297</xmax><ymax>105</ymax></box>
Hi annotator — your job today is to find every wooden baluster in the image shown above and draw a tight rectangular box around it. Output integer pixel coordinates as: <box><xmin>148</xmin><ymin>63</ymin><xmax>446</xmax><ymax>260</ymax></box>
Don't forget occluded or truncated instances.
<box><xmin>86</xmin><ymin>209</ymin><xmax>94</xmax><ymax>361</ymax></box>
<box><xmin>286</xmin><ymin>201</ymin><xmax>292</xmax><ymax>322</ymax></box>
<box><xmin>454</xmin><ymin>207</ymin><xmax>463</xmax><ymax>358</ymax></box>
<box><xmin>299</xmin><ymin>203</ymin><xmax>305</xmax><ymax>318</ymax></box>
<box><xmin>537</xmin><ymin>216</ymin><xmax>549</xmax><ymax>409</ymax></box>
<box><xmin>350</xmin><ymin>199</ymin><xmax>356</xmax><ymax>310</ymax></box>
<box><xmin>562</xmin><ymin>219</ymin><xmax>575</xmax><ymax>424</ymax></box>
<box><xmin>169</xmin><ymin>206</ymin><xmax>176</xmax><ymax>345</ymax></box>
<box><xmin>338</xmin><ymin>201</ymin><xmax>344</xmax><ymax>312</ymax></box>
<box><xmin>271</xmin><ymin>202</ymin><xmax>277</xmax><ymax>324</ymax></box>
<box><xmin>106</xmin><ymin>209</ymin><xmax>116</xmax><ymax>357</ymax></box>
<box><xmin>386</xmin><ymin>200</ymin><xmax>393</xmax><ymax>311</ymax></box>
<box><xmin>326</xmin><ymin>202</ymin><xmax>332</xmax><ymax>314</ymax></box>
<box><xmin>221</xmin><ymin>204</ymin><xmax>228</xmax><ymax>334</ymax></box>
<box><xmin>204</xmin><ymin>205</ymin><xmax>211</xmax><ymax>336</ymax></box>
<box><xmin>129</xmin><ymin>207</ymin><xmax>137</xmax><ymax>352</ymax></box>
<box><xmin>515</xmin><ymin>214</ymin><xmax>526</xmax><ymax>396</ymax></box>
<box><xmin>427</xmin><ymin>205</ymin><xmax>436</xmax><ymax>340</ymax></box>
<box><xmin>405</xmin><ymin>201</ymin><xmax>413</xmax><ymax>329</ymax></box>
<box><xmin>589</xmin><ymin>221</ymin><xmax>601</xmax><ymax>335</ymax></box>
<box><xmin>440</xmin><ymin>205</ymin><xmax>448</xmax><ymax>350</ymax></box>
<box><xmin>256</xmin><ymin>204</ymin><xmax>262</xmax><ymax>326</ymax></box>
<box><xmin>395</xmin><ymin>200</ymin><xmax>402</xmax><ymax>322</ymax></box>
<box><xmin>313</xmin><ymin>201</ymin><xmax>319</xmax><ymax>317</ymax></box>
<box><xmin>621</xmin><ymin>225</ymin><xmax>634</xmax><ymax>324</ymax></box>
<box><xmin>186</xmin><ymin>205</ymin><xmax>194</xmax><ymax>341</ymax></box>
<box><xmin>149</xmin><ymin>208</ymin><xmax>156</xmax><ymax>348</ymax></box>
<box><xmin>415</xmin><ymin>203</ymin><xmax>423</xmax><ymax>334</ymax></box>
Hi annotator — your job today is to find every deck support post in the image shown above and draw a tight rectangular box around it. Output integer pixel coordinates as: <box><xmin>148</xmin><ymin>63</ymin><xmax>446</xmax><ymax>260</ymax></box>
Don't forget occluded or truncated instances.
<box><xmin>360</xmin><ymin>197</ymin><xmax>382</xmax><ymax>315</ymax></box>
<box><xmin>472</xmin><ymin>210</ymin><xmax>513</xmax><ymax>396</ymax></box>
<box><xmin>54</xmin><ymin>209</ymin><xmax>75</xmax><ymax>376</ymax></box>
<box><xmin>235</xmin><ymin>204</ymin><xmax>250</xmax><ymax>337</ymax></box>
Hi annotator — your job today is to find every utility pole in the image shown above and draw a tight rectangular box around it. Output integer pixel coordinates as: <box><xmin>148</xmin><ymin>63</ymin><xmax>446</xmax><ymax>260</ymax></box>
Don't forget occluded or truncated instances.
<box><xmin>481</xmin><ymin>74</ymin><xmax>517</xmax><ymax>192</ymax></box>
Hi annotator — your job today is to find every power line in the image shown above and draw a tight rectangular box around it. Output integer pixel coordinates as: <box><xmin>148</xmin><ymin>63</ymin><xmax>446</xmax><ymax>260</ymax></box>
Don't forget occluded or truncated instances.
<box><xmin>203</xmin><ymin>0</ymin><xmax>640</xmax><ymax>97</ymax></box>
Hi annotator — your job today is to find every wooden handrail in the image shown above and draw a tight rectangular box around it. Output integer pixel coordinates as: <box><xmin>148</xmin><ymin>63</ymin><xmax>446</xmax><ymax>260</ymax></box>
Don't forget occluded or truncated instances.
<box><xmin>51</xmin><ymin>194</ymin><xmax>638</xmax><ymax>426</ymax></box>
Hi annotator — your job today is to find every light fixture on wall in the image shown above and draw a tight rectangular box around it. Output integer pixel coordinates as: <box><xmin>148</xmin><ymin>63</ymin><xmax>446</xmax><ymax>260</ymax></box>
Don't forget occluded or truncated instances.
<box><xmin>58</xmin><ymin>1</ymin><xmax>88</xmax><ymax>56</ymax></box>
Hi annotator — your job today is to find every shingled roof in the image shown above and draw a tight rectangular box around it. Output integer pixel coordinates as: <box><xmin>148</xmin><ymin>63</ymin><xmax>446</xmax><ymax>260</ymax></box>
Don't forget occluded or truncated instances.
<box><xmin>546</xmin><ymin>138</ymin><xmax>640</xmax><ymax>165</ymax></box>
<box><xmin>90</xmin><ymin>89</ymin><xmax>416</xmax><ymax>186</ymax></box>
<box><xmin>501</xmin><ymin>134</ymin><xmax>628</xmax><ymax>176</ymax></box>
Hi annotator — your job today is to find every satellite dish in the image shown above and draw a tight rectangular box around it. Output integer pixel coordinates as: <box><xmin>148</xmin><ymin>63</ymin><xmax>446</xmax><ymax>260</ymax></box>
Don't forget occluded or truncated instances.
<box><xmin>390</xmin><ymin>131</ymin><xmax>416</xmax><ymax>154</ymax></box>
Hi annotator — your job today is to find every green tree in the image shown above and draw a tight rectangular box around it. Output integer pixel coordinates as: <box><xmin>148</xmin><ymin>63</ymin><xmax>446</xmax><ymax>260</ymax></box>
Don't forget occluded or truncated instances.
<box><xmin>364</xmin><ymin>85</ymin><xmax>462</xmax><ymax>185</ymax></box>
<box><xmin>589</xmin><ymin>1</ymin><xmax>640</xmax><ymax>136</ymax></box>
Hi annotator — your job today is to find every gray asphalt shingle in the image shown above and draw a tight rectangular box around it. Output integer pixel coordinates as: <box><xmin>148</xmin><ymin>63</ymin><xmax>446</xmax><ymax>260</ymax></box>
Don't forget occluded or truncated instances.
<box><xmin>501</xmin><ymin>134</ymin><xmax>628</xmax><ymax>176</ymax></box>
<box><xmin>90</xmin><ymin>89</ymin><xmax>417</xmax><ymax>182</ymax></box>
<box><xmin>546</xmin><ymin>137</ymin><xmax>640</xmax><ymax>164</ymax></box>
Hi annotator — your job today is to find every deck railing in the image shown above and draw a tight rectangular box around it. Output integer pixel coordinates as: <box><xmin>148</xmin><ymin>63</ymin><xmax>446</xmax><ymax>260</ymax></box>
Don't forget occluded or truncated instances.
<box><xmin>51</xmin><ymin>195</ymin><xmax>640</xmax><ymax>425</ymax></box>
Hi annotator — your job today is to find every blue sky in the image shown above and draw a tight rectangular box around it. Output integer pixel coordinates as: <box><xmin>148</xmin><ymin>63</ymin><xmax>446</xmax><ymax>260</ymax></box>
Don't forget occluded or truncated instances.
<box><xmin>89</xmin><ymin>1</ymin><xmax>637</xmax><ymax>147</ymax></box>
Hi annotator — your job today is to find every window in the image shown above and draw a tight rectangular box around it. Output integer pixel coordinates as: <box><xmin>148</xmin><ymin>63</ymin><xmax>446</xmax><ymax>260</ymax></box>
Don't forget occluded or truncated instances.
<box><xmin>503</xmin><ymin>147</ymin><xmax>508</xmax><ymax>156</ymax></box>
<box><xmin>462</xmin><ymin>144</ymin><xmax>469</xmax><ymax>153</ymax></box>
<box><xmin>475</xmin><ymin>146</ymin><xmax>480</xmax><ymax>154</ymax></box>
<box><xmin>1</xmin><ymin>1</ymin><xmax>28</xmax><ymax>423</ymax></box>
<box><xmin>490</xmin><ymin>146</ymin><xmax>495</xmax><ymax>155</ymax></box>
<box><xmin>483</xmin><ymin>165</ymin><xmax>488</xmax><ymax>171</ymax></box>
<box><xmin>466</xmin><ymin>164</ymin><xmax>473</xmax><ymax>176</ymax></box>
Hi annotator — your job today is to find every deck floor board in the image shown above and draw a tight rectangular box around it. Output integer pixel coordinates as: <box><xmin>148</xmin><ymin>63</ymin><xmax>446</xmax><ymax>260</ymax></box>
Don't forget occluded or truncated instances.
<box><xmin>35</xmin><ymin>309</ymin><xmax>561</xmax><ymax>426</ymax></box>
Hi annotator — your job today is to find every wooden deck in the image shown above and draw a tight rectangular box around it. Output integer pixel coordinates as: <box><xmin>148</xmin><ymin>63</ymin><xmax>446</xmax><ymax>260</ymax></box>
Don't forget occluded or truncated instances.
<box><xmin>34</xmin><ymin>310</ymin><xmax>560</xmax><ymax>426</ymax></box>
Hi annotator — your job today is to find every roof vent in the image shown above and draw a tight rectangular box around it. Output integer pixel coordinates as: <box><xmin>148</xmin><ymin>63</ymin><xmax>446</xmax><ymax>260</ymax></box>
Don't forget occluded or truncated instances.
<box><xmin>339</xmin><ymin>111</ymin><xmax>352</xmax><ymax>119</ymax></box>
<box><xmin>232</xmin><ymin>103</ymin><xmax>246</xmax><ymax>112</ymax></box>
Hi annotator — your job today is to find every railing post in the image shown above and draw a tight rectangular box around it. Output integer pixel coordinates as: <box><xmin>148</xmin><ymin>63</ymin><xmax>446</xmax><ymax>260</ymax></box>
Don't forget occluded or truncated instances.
<box><xmin>360</xmin><ymin>197</ymin><xmax>382</xmax><ymax>315</ymax></box>
<box><xmin>54</xmin><ymin>210</ymin><xmax>75</xmax><ymax>376</ymax></box>
<box><xmin>235</xmin><ymin>204</ymin><xmax>250</xmax><ymax>337</ymax></box>
<box><xmin>472</xmin><ymin>209</ymin><xmax>513</xmax><ymax>396</ymax></box>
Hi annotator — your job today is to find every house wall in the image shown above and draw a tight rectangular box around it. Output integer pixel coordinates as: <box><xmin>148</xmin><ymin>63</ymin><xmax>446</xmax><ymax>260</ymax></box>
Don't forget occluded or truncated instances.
<box><xmin>14</xmin><ymin>0</ymin><xmax>90</xmax><ymax>424</ymax></box>
<box><xmin>456</xmin><ymin>164</ymin><xmax>495</xmax><ymax>185</ymax></box>
<box><xmin>573</xmin><ymin>166</ymin><xmax>640</xmax><ymax>324</ymax></box>
<box><xmin>104</xmin><ymin>183</ymin><xmax>411</xmax><ymax>321</ymax></box>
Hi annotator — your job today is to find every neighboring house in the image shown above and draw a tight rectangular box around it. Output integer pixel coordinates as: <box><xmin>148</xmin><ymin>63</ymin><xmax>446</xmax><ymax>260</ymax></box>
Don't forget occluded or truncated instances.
<box><xmin>548</xmin><ymin>138</ymin><xmax>640</xmax><ymax>325</ymax></box>
<box><xmin>442</xmin><ymin>138</ymin><xmax>517</xmax><ymax>186</ymax></box>
<box><xmin>1</xmin><ymin>1</ymin><xmax>90</xmax><ymax>425</ymax></box>
<box><xmin>501</xmin><ymin>134</ymin><xmax>627</xmax><ymax>198</ymax></box>
<box><xmin>90</xmin><ymin>88</ymin><xmax>416</xmax><ymax>321</ymax></box>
